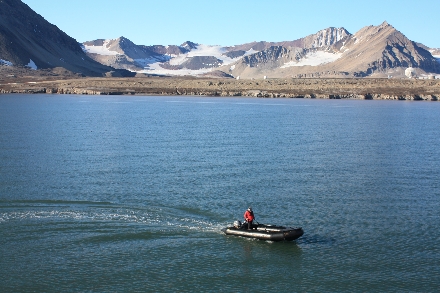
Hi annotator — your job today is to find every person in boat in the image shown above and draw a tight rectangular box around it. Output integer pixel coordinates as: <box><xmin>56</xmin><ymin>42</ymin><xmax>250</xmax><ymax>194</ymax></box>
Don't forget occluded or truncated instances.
<box><xmin>243</xmin><ymin>207</ymin><xmax>255</xmax><ymax>230</ymax></box>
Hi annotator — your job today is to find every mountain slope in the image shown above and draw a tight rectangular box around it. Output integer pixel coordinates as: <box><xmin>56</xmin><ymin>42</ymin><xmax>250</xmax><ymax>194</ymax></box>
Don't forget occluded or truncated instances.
<box><xmin>83</xmin><ymin>37</ymin><xmax>169</xmax><ymax>71</ymax></box>
<box><xmin>221</xmin><ymin>27</ymin><xmax>349</xmax><ymax>61</ymax></box>
<box><xmin>331</xmin><ymin>21</ymin><xmax>438</xmax><ymax>75</ymax></box>
<box><xmin>0</xmin><ymin>0</ymin><xmax>132</xmax><ymax>76</ymax></box>
<box><xmin>82</xmin><ymin>28</ymin><xmax>350</xmax><ymax>77</ymax></box>
<box><xmin>80</xmin><ymin>21</ymin><xmax>439</xmax><ymax>78</ymax></box>
<box><xmin>226</xmin><ymin>22</ymin><xmax>439</xmax><ymax>78</ymax></box>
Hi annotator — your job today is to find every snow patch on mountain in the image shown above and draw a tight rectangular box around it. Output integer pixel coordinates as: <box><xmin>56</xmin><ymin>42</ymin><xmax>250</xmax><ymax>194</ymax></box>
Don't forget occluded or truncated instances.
<box><xmin>140</xmin><ymin>62</ymin><xmax>213</xmax><ymax>76</ymax></box>
<box><xmin>83</xmin><ymin>40</ymin><xmax>120</xmax><ymax>56</ymax></box>
<box><xmin>281</xmin><ymin>51</ymin><xmax>342</xmax><ymax>68</ymax></box>
<box><xmin>134</xmin><ymin>56</ymin><xmax>170</xmax><ymax>67</ymax></box>
<box><xmin>140</xmin><ymin>45</ymin><xmax>257</xmax><ymax>75</ymax></box>
<box><xmin>168</xmin><ymin>44</ymin><xmax>255</xmax><ymax>66</ymax></box>
<box><xmin>0</xmin><ymin>59</ymin><xmax>13</xmax><ymax>66</ymax></box>
<box><xmin>26</xmin><ymin>59</ymin><xmax>37</xmax><ymax>70</ymax></box>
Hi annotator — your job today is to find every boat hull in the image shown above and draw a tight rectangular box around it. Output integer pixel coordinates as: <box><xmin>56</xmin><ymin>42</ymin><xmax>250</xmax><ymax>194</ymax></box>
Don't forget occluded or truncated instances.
<box><xmin>222</xmin><ymin>224</ymin><xmax>303</xmax><ymax>242</ymax></box>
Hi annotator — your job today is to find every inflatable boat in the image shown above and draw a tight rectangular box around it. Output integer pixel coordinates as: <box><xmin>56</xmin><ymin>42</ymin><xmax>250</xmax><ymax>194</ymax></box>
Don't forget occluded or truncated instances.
<box><xmin>222</xmin><ymin>221</ymin><xmax>303</xmax><ymax>242</ymax></box>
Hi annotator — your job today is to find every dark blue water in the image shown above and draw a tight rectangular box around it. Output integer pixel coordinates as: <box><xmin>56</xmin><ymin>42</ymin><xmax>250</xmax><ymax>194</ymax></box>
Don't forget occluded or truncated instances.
<box><xmin>1</xmin><ymin>95</ymin><xmax>439</xmax><ymax>292</ymax></box>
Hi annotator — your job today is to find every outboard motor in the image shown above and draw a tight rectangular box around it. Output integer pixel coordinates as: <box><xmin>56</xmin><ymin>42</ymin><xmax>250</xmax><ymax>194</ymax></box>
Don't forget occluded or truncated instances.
<box><xmin>233</xmin><ymin>220</ymin><xmax>242</xmax><ymax>228</ymax></box>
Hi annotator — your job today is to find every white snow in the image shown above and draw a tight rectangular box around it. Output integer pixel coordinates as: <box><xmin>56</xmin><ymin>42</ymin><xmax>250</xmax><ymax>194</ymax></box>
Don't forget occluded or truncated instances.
<box><xmin>245</xmin><ymin>48</ymin><xmax>258</xmax><ymax>56</ymax></box>
<box><xmin>0</xmin><ymin>59</ymin><xmax>13</xmax><ymax>66</ymax></box>
<box><xmin>140</xmin><ymin>45</ymin><xmax>256</xmax><ymax>76</ymax></box>
<box><xmin>353</xmin><ymin>35</ymin><xmax>363</xmax><ymax>45</ymax></box>
<box><xmin>141</xmin><ymin>62</ymin><xmax>213</xmax><ymax>76</ymax></box>
<box><xmin>134</xmin><ymin>55</ymin><xmax>170</xmax><ymax>67</ymax></box>
<box><xmin>26</xmin><ymin>59</ymin><xmax>37</xmax><ymax>70</ymax></box>
<box><xmin>81</xmin><ymin>39</ymin><xmax>264</xmax><ymax>76</ymax></box>
<box><xmin>168</xmin><ymin>44</ymin><xmax>246</xmax><ymax>66</ymax></box>
<box><xmin>281</xmin><ymin>51</ymin><xmax>342</xmax><ymax>68</ymax></box>
<box><xmin>83</xmin><ymin>40</ymin><xmax>120</xmax><ymax>56</ymax></box>
<box><xmin>340</xmin><ymin>45</ymin><xmax>350</xmax><ymax>53</ymax></box>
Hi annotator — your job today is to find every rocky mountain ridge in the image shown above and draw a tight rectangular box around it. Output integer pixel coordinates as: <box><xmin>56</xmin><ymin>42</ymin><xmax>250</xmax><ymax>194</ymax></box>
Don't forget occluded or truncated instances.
<box><xmin>0</xmin><ymin>0</ymin><xmax>133</xmax><ymax>76</ymax></box>
<box><xmin>226</xmin><ymin>22</ymin><xmax>438</xmax><ymax>78</ymax></box>
<box><xmin>80</xmin><ymin>27</ymin><xmax>353</xmax><ymax>76</ymax></box>
<box><xmin>82</xmin><ymin>22</ymin><xmax>439</xmax><ymax>79</ymax></box>
<box><xmin>1</xmin><ymin>0</ymin><xmax>439</xmax><ymax>79</ymax></box>
<box><xmin>82</xmin><ymin>37</ymin><xmax>169</xmax><ymax>71</ymax></box>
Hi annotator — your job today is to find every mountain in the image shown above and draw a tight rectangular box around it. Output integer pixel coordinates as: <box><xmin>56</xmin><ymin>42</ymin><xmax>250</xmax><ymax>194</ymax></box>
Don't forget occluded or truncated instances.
<box><xmin>82</xmin><ymin>37</ymin><xmax>169</xmax><ymax>71</ymax></box>
<box><xmin>227</xmin><ymin>22</ymin><xmax>439</xmax><ymax>78</ymax></box>
<box><xmin>81</xmin><ymin>28</ymin><xmax>350</xmax><ymax>77</ymax></box>
<box><xmin>83</xmin><ymin>38</ymin><xmax>237</xmax><ymax>75</ymax></box>
<box><xmin>330</xmin><ymin>21</ymin><xmax>438</xmax><ymax>76</ymax></box>
<box><xmin>1</xmin><ymin>1</ymin><xmax>438</xmax><ymax>79</ymax></box>
<box><xmin>224</xmin><ymin>27</ymin><xmax>350</xmax><ymax>53</ymax></box>
<box><xmin>0</xmin><ymin>0</ymin><xmax>133</xmax><ymax>76</ymax></box>
<box><xmin>83</xmin><ymin>23</ymin><xmax>439</xmax><ymax>78</ymax></box>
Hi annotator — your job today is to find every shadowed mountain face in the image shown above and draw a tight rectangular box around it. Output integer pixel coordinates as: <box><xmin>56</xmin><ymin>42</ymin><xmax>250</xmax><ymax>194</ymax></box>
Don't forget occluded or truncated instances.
<box><xmin>0</xmin><ymin>0</ymin><xmax>133</xmax><ymax>76</ymax></box>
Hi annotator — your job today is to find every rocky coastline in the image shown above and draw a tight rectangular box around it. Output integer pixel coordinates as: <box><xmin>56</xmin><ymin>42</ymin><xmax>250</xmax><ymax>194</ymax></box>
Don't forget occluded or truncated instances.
<box><xmin>1</xmin><ymin>76</ymin><xmax>440</xmax><ymax>101</ymax></box>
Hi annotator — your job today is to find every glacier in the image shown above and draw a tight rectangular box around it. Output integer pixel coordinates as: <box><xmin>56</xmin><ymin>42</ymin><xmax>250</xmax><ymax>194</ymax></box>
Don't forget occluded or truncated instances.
<box><xmin>140</xmin><ymin>45</ymin><xmax>257</xmax><ymax>75</ymax></box>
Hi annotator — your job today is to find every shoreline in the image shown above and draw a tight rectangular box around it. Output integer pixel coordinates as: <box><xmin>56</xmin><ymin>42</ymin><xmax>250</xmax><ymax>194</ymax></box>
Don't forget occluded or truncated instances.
<box><xmin>1</xmin><ymin>76</ymin><xmax>440</xmax><ymax>100</ymax></box>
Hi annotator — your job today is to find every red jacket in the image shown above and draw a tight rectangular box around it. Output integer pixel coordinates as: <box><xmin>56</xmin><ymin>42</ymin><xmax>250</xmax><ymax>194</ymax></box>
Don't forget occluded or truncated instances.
<box><xmin>244</xmin><ymin>210</ymin><xmax>254</xmax><ymax>222</ymax></box>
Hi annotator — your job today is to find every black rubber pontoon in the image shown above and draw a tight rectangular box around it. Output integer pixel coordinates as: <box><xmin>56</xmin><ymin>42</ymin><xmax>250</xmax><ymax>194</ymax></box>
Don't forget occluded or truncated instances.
<box><xmin>222</xmin><ymin>223</ymin><xmax>304</xmax><ymax>242</ymax></box>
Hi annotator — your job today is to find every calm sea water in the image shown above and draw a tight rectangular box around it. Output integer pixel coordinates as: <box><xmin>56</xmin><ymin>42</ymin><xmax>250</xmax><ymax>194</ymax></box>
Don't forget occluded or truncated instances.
<box><xmin>1</xmin><ymin>94</ymin><xmax>439</xmax><ymax>292</ymax></box>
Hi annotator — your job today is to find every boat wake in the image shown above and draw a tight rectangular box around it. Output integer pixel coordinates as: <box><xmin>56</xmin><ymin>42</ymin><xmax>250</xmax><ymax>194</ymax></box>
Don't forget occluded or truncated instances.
<box><xmin>0</xmin><ymin>200</ymin><xmax>227</xmax><ymax>235</ymax></box>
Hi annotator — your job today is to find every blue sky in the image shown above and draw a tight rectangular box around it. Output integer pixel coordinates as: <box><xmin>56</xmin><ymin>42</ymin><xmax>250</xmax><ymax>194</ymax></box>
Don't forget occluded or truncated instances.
<box><xmin>22</xmin><ymin>0</ymin><xmax>440</xmax><ymax>48</ymax></box>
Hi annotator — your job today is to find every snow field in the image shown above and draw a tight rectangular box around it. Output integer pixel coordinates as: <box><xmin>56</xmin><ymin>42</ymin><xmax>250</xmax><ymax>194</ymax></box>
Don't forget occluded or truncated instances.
<box><xmin>281</xmin><ymin>51</ymin><xmax>342</xmax><ymax>68</ymax></box>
